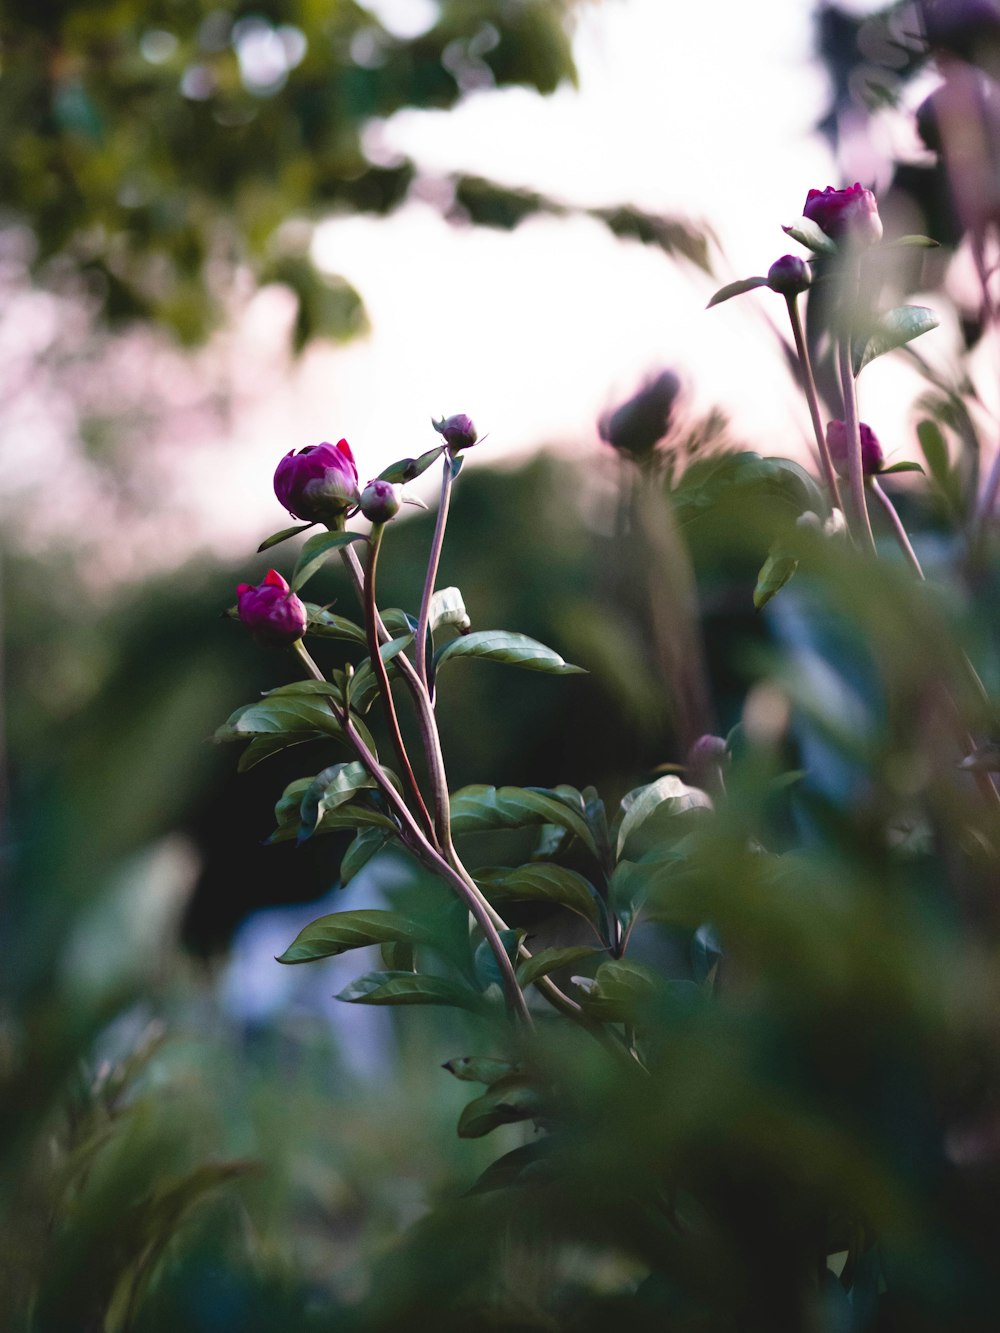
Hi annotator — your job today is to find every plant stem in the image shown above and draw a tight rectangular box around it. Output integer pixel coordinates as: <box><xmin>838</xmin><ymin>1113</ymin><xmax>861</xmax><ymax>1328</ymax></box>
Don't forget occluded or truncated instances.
<box><xmin>293</xmin><ymin>639</ymin><xmax>532</xmax><ymax>1026</ymax></box>
<box><xmin>869</xmin><ymin>480</ymin><xmax>925</xmax><ymax>579</ymax></box>
<box><xmin>363</xmin><ymin>526</ymin><xmax>435</xmax><ymax>838</ymax></box>
<box><xmin>836</xmin><ymin>260</ymin><xmax>878</xmax><ymax>554</ymax></box>
<box><xmin>414</xmin><ymin>456</ymin><xmax>455</xmax><ymax>693</ymax></box>
<box><xmin>785</xmin><ymin>294</ymin><xmax>844</xmax><ymax>515</ymax></box>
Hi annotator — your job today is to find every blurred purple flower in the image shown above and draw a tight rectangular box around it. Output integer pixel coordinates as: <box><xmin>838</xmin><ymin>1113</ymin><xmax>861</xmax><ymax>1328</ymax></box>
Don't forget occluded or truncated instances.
<box><xmin>599</xmin><ymin>370</ymin><xmax>681</xmax><ymax>459</ymax></box>
<box><xmin>274</xmin><ymin>438</ymin><xmax>359</xmax><ymax>522</ymax></box>
<box><xmin>767</xmin><ymin>254</ymin><xmax>811</xmax><ymax>297</ymax></box>
<box><xmin>433</xmin><ymin>414</ymin><xmax>478</xmax><ymax>451</ymax></box>
<box><xmin>236</xmin><ymin>569</ymin><xmax>307</xmax><ymax>646</ymax></box>
<box><xmin>826</xmin><ymin>420</ymin><xmax>884</xmax><ymax>476</ymax></box>
<box><xmin>803</xmin><ymin>183</ymin><xmax>883</xmax><ymax>246</ymax></box>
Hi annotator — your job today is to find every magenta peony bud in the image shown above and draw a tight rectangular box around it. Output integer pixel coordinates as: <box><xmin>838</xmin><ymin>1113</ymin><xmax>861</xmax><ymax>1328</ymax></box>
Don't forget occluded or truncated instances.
<box><xmin>687</xmin><ymin>734</ymin><xmax>729</xmax><ymax>770</ymax></box>
<box><xmin>236</xmin><ymin>569</ymin><xmax>307</xmax><ymax>647</ymax></box>
<box><xmin>767</xmin><ymin>254</ymin><xmax>811</xmax><ymax>297</ymax></box>
<box><xmin>825</xmin><ymin>420</ymin><xmax>884</xmax><ymax>476</ymax></box>
<box><xmin>433</xmin><ymin>414</ymin><xmax>478</xmax><ymax>451</ymax></box>
<box><xmin>359</xmin><ymin>478</ymin><xmax>402</xmax><ymax>524</ymax></box>
<box><xmin>598</xmin><ymin>370</ymin><xmax>681</xmax><ymax>459</ymax></box>
<box><xmin>803</xmin><ymin>183</ymin><xmax>883</xmax><ymax>246</ymax></box>
<box><xmin>274</xmin><ymin>438</ymin><xmax>360</xmax><ymax>522</ymax></box>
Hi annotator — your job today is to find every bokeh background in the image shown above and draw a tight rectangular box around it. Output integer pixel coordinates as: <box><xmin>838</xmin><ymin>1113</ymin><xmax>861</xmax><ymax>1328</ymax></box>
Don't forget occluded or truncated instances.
<box><xmin>6</xmin><ymin>1</ymin><xmax>1000</xmax><ymax>1328</ymax></box>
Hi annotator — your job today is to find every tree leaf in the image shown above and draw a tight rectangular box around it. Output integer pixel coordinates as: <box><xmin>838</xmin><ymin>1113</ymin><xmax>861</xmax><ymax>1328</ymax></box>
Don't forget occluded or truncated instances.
<box><xmin>292</xmin><ymin>530</ymin><xmax>368</xmax><ymax>591</ymax></box>
<box><xmin>442</xmin><ymin>1056</ymin><xmax>520</xmax><ymax>1084</ymax></box>
<box><xmin>451</xmin><ymin>785</ymin><xmax>598</xmax><ymax>856</ymax></box>
<box><xmin>340</xmin><ymin>827</ymin><xmax>393</xmax><ymax>882</ymax></box>
<box><xmin>430</xmin><ymin>586</ymin><xmax>471</xmax><ymax>635</ymax></box>
<box><xmin>298</xmin><ymin>761</ymin><xmax>378</xmax><ymax>841</ymax></box>
<box><xmin>457</xmin><ymin>1078</ymin><xmax>543</xmax><ymax>1139</ymax></box>
<box><xmin>257</xmin><ymin>521</ymin><xmax>315</xmax><ymax>552</ymax></box>
<box><xmin>754</xmin><ymin>546</ymin><xmax>799</xmax><ymax>610</ymax></box>
<box><xmin>781</xmin><ymin>217</ymin><xmax>838</xmax><ymax>255</ymax></box>
<box><xmin>277</xmin><ymin>909</ymin><xmax>439</xmax><ymax>964</ymax></box>
<box><xmin>517</xmin><ymin>946</ymin><xmax>600</xmax><ymax>988</ymax></box>
<box><xmin>852</xmin><ymin>305</ymin><xmax>939</xmax><ymax>376</ymax></box>
<box><xmin>379</xmin><ymin>445</ymin><xmax>445</xmax><ymax>483</ymax></box>
<box><xmin>616</xmin><ymin>776</ymin><xmax>711</xmax><ymax>857</ymax></box>
<box><xmin>475</xmin><ymin>863</ymin><xmax>602</xmax><ymax>927</ymax></box>
<box><xmin>336</xmin><ymin>971</ymin><xmax>487</xmax><ymax>1012</ymax></box>
<box><xmin>706</xmin><ymin>275</ymin><xmax>768</xmax><ymax>308</ymax></box>
<box><xmin>434</xmin><ymin>630</ymin><xmax>585</xmax><ymax>675</ymax></box>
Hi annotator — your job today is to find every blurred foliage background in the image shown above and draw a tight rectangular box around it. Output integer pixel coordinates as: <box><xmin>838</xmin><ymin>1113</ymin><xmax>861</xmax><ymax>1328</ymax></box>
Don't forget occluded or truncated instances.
<box><xmin>8</xmin><ymin>0</ymin><xmax>1000</xmax><ymax>1329</ymax></box>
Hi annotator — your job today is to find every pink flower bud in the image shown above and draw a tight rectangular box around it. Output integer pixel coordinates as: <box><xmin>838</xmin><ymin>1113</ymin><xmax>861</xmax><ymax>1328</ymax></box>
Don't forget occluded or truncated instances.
<box><xmin>803</xmin><ymin>183</ymin><xmax>883</xmax><ymax>246</ymax></box>
<box><xmin>359</xmin><ymin>478</ymin><xmax>402</xmax><ymax>523</ymax></box>
<box><xmin>274</xmin><ymin>438</ymin><xmax>359</xmax><ymax>522</ymax></box>
<box><xmin>825</xmin><ymin>420</ymin><xmax>884</xmax><ymax>476</ymax></box>
<box><xmin>767</xmin><ymin>255</ymin><xmax>811</xmax><ymax>297</ymax></box>
<box><xmin>433</xmin><ymin>414</ymin><xmax>478</xmax><ymax>451</ymax></box>
<box><xmin>598</xmin><ymin>370</ymin><xmax>681</xmax><ymax>459</ymax></box>
<box><xmin>236</xmin><ymin>569</ymin><xmax>307</xmax><ymax>647</ymax></box>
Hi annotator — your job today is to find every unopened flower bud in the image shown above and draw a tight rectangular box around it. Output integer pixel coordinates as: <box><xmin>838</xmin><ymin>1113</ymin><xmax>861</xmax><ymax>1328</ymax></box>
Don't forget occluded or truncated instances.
<box><xmin>803</xmin><ymin>183</ymin><xmax>883</xmax><ymax>246</ymax></box>
<box><xmin>599</xmin><ymin>370</ymin><xmax>681</xmax><ymax>459</ymax></box>
<box><xmin>236</xmin><ymin>569</ymin><xmax>307</xmax><ymax>647</ymax></box>
<box><xmin>767</xmin><ymin>254</ymin><xmax>811</xmax><ymax>297</ymax></box>
<box><xmin>687</xmin><ymin>734</ymin><xmax>729</xmax><ymax>784</ymax></box>
<box><xmin>274</xmin><ymin>438</ymin><xmax>360</xmax><ymax>522</ymax></box>
<box><xmin>433</xmin><ymin>413</ymin><xmax>478</xmax><ymax>451</ymax></box>
<box><xmin>359</xmin><ymin>478</ymin><xmax>402</xmax><ymax>524</ymax></box>
<box><xmin>825</xmin><ymin>419</ymin><xmax>884</xmax><ymax>476</ymax></box>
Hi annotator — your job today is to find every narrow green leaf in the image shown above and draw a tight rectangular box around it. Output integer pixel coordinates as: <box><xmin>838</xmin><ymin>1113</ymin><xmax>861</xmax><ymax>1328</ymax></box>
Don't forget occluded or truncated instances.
<box><xmin>451</xmin><ymin>785</ymin><xmax>598</xmax><ymax>857</ymax></box>
<box><xmin>754</xmin><ymin>547</ymin><xmax>799</xmax><ymax>610</ymax></box>
<box><xmin>880</xmin><ymin>460</ymin><xmax>925</xmax><ymax>475</ymax></box>
<box><xmin>442</xmin><ymin>1056</ymin><xmax>520</xmax><ymax>1085</ymax></box>
<box><xmin>277</xmin><ymin>909</ymin><xmax>438</xmax><ymax>964</ymax></box>
<box><xmin>473</xmin><ymin>929</ymin><xmax>521</xmax><ymax>993</ymax></box>
<box><xmin>302</xmin><ymin>605</ymin><xmax>368</xmax><ymax>645</ymax></box>
<box><xmin>475</xmin><ymin>863</ymin><xmax>602</xmax><ymax>927</ymax></box>
<box><xmin>882</xmin><ymin>234</ymin><xmax>939</xmax><ymax>249</ymax></box>
<box><xmin>616</xmin><ymin>776</ymin><xmax>711</xmax><ymax>857</ymax></box>
<box><xmin>852</xmin><ymin>305</ymin><xmax>939</xmax><ymax>376</ymax></box>
<box><xmin>517</xmin><ymin>946</ymin><xmax>600</xmax><ymax>989</ymax></box>
<box><xmin>298</xmin><ymin>762</ymin><xmax>377</xmax><ymax>840</ymax></box>
<box><xmin>706</xmin><ymin>275</ymin><xmax>768</xmax><ymax>309</ymax></box>
<box><xmin>457</xmin><ymin>1078</ymin><xmax>542</xmax><ymax>1139</ymax></box>
<box><xmin>429</xmin><ymin>586</ymin><xmax>471</xmax><ymax>635</ymax></box>
<box><xmin>916</xmin><ymin>419</ymin><xmax>950</xmax><ymax>491</ymax></box>
<box><xmin>336</xmin><ymin>971</ymin><xmax>487</xmax><ymax>1012</ymax></box>
<box><xmin>340</xmin><ymin>827</ymin><xmax>392</xmax><ymax>883</ymax></box>
<box><xmin>257</xmin><ymin>521</ymin><xmax>315</xmax><ymax>552</ymax></box>
<box><xmin>292</xmin><ymin>530</ymin><xmax>367</xmax><ymax>591</ymax></box>
<box><xmin>781</xmin><ymin>218</ymin><xmax>838</xmax><ymax>255</ymax></box>
<box><xmin>347</xmin><ymin>635</ymin><xmax>415</xmax><ymax>713</ymax></box>
<box><xmin>435</xmin><ymin>630</ymin><xmax>585</xmax><ymax>675</ymax></box>
<box><xmin>236</xmin><ymin>734</ymin><xmax>319</xmax><ymax>771</ymax></box>
<box><xmin>380</xmin><ymin>608</ymin><xmax>419</xmax><ymax>636</ymax></box>
<box><xmin>379</xmin><ymin>445</ymin><xmax>445</xmax><ymax>484</ymax></box>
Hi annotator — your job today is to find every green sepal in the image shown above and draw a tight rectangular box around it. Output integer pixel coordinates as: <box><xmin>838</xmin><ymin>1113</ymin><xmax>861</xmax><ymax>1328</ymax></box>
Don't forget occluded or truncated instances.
<box><xmin>257</xmin><ymin>521</ymin><xmax>315</xmax><ymax>552</ymax></box>
<box><xmin>378</xmin><ymin>445</ymin><xmax>445</xmax><ymax>484</ymax></box>
<box><xmin>781</xmin><ymin>218</ymin><xmax>838</xmax><ymax>255</ymax></box>
<box><xmin>880</xmin><ymin>460</ymin><xmax>925</xmax><ymax>475</ymax></box>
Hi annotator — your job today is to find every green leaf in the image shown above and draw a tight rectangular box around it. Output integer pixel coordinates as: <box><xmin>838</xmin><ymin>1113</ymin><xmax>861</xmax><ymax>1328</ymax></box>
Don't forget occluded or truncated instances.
<box><xmin>298</xmin><ymin>762</ymin><xmax>378</xmax><ymax>841</ymax></box>
<box><xmin>457</xmin><ymin>1077</ymin><xmax>543</xmax><ymax>1139</ymax></box>
<box><xmin>434</xmin><ymin>631</ymin><xmax>585</xmax><ymax>675</ymax></box>
<box><xmin>236</xmin><ymin>733</ymin><xmax>320</xmax><ymax>771</ymax></box>
<box><xmin>467</xmin><ymin>1141</ymin><xmax>550</xmax><ymax>1194</ymax></box>
<box><xmin>215</xmin><ymin>695</ymin><xmax>343</xmax><ymax>743</ymax></box>
<box><xmin>277</xmin><ymin>909</ymin><xmax>439</xmax><ymax>964</ymax></box>
<box><xmin>473</xmin><ymin>929</ymin><xmax>522</xmax><ymax>993</ymax></box>
<box><xmin>380</xmin><ymin>940</ymin><xmax>415</xmax><ymax>970</ymax></box>
<box><xmin>880</xmin><ymin>460</ymin><xmax>925</xmax><ymax>475</ymax></box>
<box><xmin>442</xmin><ymin>1056</ymin><xmax>520</xmax><ymax>1085</ymax></box>
<box><xmin>380</xmin><ymin>608</ymin><xmax>419</xmax><ymax>636</ymax></box>
<box><xmin>881</xmin><ymin>234</ymin><xmax>939</xmax><ymax>249</ymax></box>
<box><xmin>781</xmin><ymin>217</ymin><xmax>838</xmax><ymax>255</ymax></box>
<box><xmin>917</xmin><ymin>419</ymin><xmax>950</xmax><ymax>492</ymax></box>
<box><xmin>257</xmin><ymin>521</ymin><xmax>315</xmax><ymax>552</ymax></box>
<box><xmin>706</xmin><ymin>275</ymin><xmax>768</xmax><ymax>308</ymax></box>
<box><xmin>347</xmin><ymin>635</ymin><xmax>415</xmax><ymax>713</ymax></box>
<box><xmin>609</xmin><ymin>849</ymin><xmax>686</xmax><ymax>917</ymax></box>
<box><xmin>340</xmin><ymin>827</ymin><xmax>393</xmax><ymax>883</ymax></box>
<box><xmin>577</xmin><ymin>959</ymin><xmax>660</xmax><ymax>1022</ymax></box>
<box><xmin>475</xmin><ymin>863</ymin><xmax>602</xmax><ymax>927</ymax></box>
<box><xmin>517</xmin><ymin>946</ymin><xmax>600</xmax><ymax>989</ymax></box>
<box><xmin>754</xmin><ymin>546</ymin><xmax>799</xmax><ymax>610</ymax></box>
<box><xmin>616</xmin><ymin>776</ymin><xmax>711</xmax><ymax>857</ymax></box>
<box><xmin>852</xmin><ymin>305</ymin><xmax>939</xmax><ymax>376</ymax></box>
<box><xmin>379</xmin><ymin>445</ymin><xmax>445</xmax><ymax>483</ymax></box>
<box><xmin>336</xmin><ymin>971</ymin><xmax>487</xmax><ymax>1012</ymax></box>
<box><xmin>302</xmin><ymin>605</ymin><xmax>368</xmax><ymax>645</ymax></box>
<box><xmin>451</xmin><ymin>785</ymin><xmax>599</xmax><ymax>857</ymax></box>
<box><xmin>430</xmin><ymin>586</ymin><xmax>471</xmax><ymax>635</ymax></box>
<box><xmin>292</xmin><ymin>530</ymin><xmax>368</xmax><ymax>591</ymax></box>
